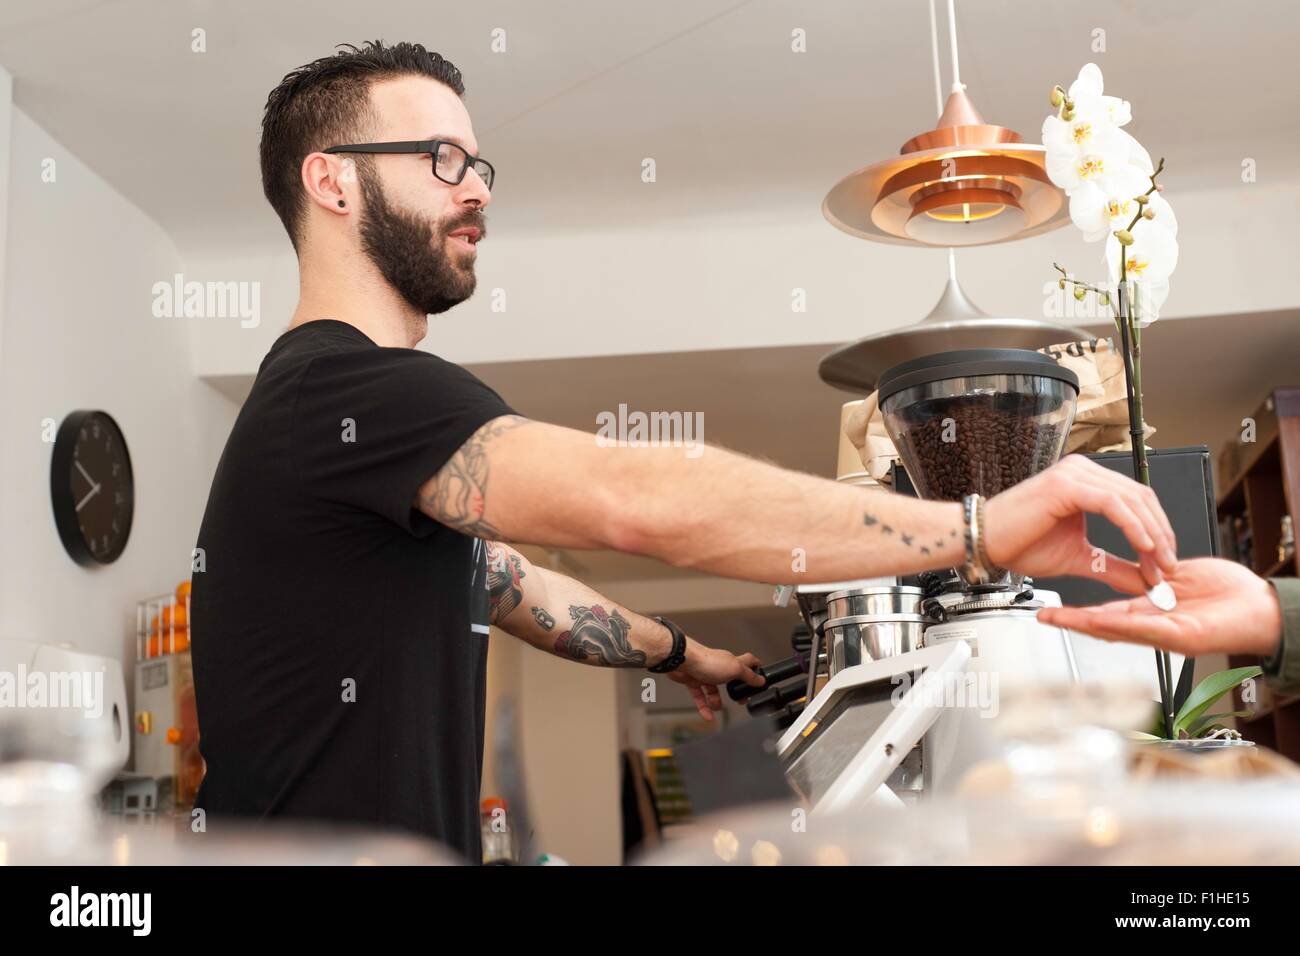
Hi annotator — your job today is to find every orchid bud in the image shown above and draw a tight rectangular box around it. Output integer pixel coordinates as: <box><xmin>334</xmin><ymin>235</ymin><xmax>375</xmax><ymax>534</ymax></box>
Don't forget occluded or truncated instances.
<box><xmin>1074</xmin><ymin>287</ymin><xmax>1087</xmax><ymax>301</ymax></box>
<box><xmin>1050</xmin><ymin>87</ymin><xmax>1064</xmax><ymax>107</ymax></box>
<box><xmin>1058</xmin><ymin>278</ymin><xmax>1066</xmax><ymax>290</ymax></box>
<box><xmin>1061</xmin><ymin>107</ymin><xmax>1074</xmax><ymax>121</ymax></box>
<box><xmin>1115</xmin><ymin>229</ymin><xmax>1135</xmax><ymax>245</ymax></box>
<box><xmin>1098</xmin><ymin>292</ymin><xmax>1110</xmax><ymax>305</ymax></box>
<box><xmin>1135</xmin><ymin>194</ymin><xmax>1149</xmax><ymax>205</ymax></box>
<box><xmin>1142</xmin><ymin>206</ymin><xmax>1155</xmax><ymax>220</ymax></box>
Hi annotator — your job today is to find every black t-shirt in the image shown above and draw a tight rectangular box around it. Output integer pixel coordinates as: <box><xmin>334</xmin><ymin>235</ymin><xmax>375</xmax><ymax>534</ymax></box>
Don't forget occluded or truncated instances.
<box><xmin>190</xmin><ymin>319</ymin><xmax>515</xmax><ymax>861</ymax></box>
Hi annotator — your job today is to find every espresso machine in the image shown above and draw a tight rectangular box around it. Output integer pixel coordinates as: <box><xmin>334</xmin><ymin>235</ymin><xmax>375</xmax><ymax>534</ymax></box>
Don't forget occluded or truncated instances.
<box><xmin>743</xmin><ymin>349</ymin><xmax>1177</xmax><ymax>811</ymax></box>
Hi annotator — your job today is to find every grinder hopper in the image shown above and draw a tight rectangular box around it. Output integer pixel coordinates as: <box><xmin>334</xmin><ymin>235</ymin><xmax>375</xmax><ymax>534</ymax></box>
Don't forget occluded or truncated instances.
<box><xmin>878</xmin><ymin>349</ymin><xmax>1080</xmax><ymax>589</ymax></box>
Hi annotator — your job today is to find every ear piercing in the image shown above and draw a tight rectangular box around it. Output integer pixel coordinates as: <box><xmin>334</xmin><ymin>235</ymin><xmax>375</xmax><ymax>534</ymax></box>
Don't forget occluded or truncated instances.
<box><xmin>338</xmin><ymin>200</ymin><xmax>346</xmax><ymax>208</ymax></box>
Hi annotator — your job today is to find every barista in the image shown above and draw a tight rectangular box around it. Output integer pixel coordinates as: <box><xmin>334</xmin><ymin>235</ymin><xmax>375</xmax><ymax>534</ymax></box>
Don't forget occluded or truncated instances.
<box><xmin>190</xmin><ymin>42</ymin><xmax>1180</xmax><ymax>863</ymax></box>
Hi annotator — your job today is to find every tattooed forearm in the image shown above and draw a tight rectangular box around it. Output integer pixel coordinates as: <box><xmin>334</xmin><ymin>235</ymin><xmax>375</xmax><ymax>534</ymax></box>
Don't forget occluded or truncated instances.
<box><xmin>554</xmin><ymin>604</ymin><xmax>647</xmax><ymax>667</ymax></box>
<box><xmin>485</xmin><ymin>541</ymin><xmax>525</xmax><ymax>624</ymax></box>
<box><xmin>417</xmin><ymin>415</ymin><xmax>530</xmax><ymax>538</ymax></box>
<box><xmin>531</xmin><ymin>607</ymin><xmax>555</xmax><ymax>631</ymax></box>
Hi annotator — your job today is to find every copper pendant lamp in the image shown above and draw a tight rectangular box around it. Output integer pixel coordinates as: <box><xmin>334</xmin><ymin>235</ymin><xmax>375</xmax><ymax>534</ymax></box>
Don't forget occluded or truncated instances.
<box><xmin>822</xmin><ymin>0</ymin><xmax>1066</xmax><ymax>247</ymax></box>
<box><xmin>822</xmin><ymin>87</ymin><xmax>1067</xmax><ymax>247</ymax></box>
<box><xmin>818</xmin><ymin>0</ymin><xmax>1085</xmax><ymax>393</ymax></box>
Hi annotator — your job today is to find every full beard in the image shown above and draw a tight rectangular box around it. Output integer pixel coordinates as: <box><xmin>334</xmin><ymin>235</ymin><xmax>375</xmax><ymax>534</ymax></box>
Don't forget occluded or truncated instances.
<box><xmin>357</xmin><ymin>172</ymin><xmax>479</xmax><ymax>317</ymax></box>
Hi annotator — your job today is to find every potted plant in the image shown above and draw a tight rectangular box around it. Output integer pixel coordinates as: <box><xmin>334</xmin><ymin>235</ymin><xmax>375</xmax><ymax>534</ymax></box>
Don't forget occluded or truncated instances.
<box><xmin>1041</xmin><ymin>65</ymin><xmax>1257</xmax><ymax>745</ymax></box>
<box><xmin>1133</xmin><ymin>666</ymin><xmax>1262</xmax><ymax>747</ymax></box>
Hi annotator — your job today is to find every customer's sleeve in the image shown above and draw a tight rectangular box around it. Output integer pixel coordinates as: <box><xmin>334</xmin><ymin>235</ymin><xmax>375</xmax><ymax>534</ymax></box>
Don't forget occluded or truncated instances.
<box><xmin>292</xmin><ymin>349</ymin><xmax>517</xmax><ymax>534</ymax></box>
<box><xmin>1262</xmin><ymin>578</ymin><xmax>1300</xmax><ymax>696</ymax></box>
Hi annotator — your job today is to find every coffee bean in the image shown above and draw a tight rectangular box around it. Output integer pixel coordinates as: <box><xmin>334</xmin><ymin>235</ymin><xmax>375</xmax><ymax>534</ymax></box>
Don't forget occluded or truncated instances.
<box><xmin>890</xmin><ymin>394</ymin><xmax>1063</xmax><ymax>501</ymax></box>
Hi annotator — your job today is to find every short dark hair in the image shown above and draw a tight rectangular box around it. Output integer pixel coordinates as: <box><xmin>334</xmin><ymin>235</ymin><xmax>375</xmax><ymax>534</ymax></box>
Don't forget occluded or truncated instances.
<box><xmin>259</xmin><ymin>41</ymin><xmax>466</xmax><ymax>252</ymax></box>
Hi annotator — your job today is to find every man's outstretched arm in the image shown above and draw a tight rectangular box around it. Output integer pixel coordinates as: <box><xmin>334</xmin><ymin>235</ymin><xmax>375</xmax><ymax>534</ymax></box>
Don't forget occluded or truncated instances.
<box><xmin>417</xmin><ymin>416</ymin><xmax>1177</xmax><ymax>591</ymax></box>
<box><xmin>482</xmin><ymin>540</ymin><xmax>763</xmax><ymax>720</ymax></box>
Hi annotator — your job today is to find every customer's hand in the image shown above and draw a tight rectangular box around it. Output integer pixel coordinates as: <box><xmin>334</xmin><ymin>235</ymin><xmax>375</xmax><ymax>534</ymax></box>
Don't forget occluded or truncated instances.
<box><xmin>983</xmin><ymin>454</ymin><xmax>1178</xmax><ymax>592</ymax></box>
<box><xmin>1037</xmin><ymin>557</ymin><xmax>1283</xmax><ymax>658</ymax></box>
<box><xmin>670</xmin><ymin>642</ymin><xmax>763</xmax><ymax>722</ymax></box>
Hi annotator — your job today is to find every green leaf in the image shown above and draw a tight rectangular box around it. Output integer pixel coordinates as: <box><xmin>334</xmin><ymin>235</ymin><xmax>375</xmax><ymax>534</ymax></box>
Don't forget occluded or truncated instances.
<box><xmin>1173</xmin><ymin>667</ymin><xmax>1263</xmax><ymax>736</ymax></box>
<box><xmin>1186</xmin><ymin>710</ymin><xmax>1252</xmax><ymax>738</ymax></box>
<box><xmin>1141</xmin><ymin>700</ymin><xmax>1165</xmax><ymax>737</ymax></box>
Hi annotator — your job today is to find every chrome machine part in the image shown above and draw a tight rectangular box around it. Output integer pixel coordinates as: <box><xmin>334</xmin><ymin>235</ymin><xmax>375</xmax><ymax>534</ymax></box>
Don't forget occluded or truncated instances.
<box><xmin>824</xmin><ymin>614</ymin><xmax>927</xmax><ymax>675</ymax></box>
<box><xmin>825</xmin><ymin>585</ymin><xmax>924</xmax><ymax>620</ymax></box>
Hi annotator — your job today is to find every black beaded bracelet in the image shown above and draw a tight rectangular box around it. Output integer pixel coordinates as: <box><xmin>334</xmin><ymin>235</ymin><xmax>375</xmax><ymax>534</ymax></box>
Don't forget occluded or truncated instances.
<box><xmin>648</xmin><ymin>616</ymin><xmax>687</xmax><ymax>673</ymax></box>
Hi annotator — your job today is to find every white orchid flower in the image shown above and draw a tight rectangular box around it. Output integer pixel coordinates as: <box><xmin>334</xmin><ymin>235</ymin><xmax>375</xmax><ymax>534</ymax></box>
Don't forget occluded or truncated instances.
<box><xmin>1106</xmin><ymin>219</ymin><xmax>1179</xmax><ymax>289</ymax></box>
<box><xmin>1067</xmin><ymin>63</ymin><xmax>1133</xmax><ymax>127</ymax></box>
<box><xmin>1042</xmin><ymin>104</ymin><xmax>1122</xmax><ymax>158</ymax></box>
<box><xmin>1067</xmin><ymin>164</ymin><xmax>1152</xmax><ymax>241</ymax></box>
<box><xmin>1067</xmin><ymin>63</ymin><xmax>1105</xmax><ymax>100</ymax></box>
<box><xmin>1047</xmin><ymin>62</ymin><xmax>1174</xmax><ymax>324</ymax></box>
<box><xmin>1042</xmin><ymin>97</ymin><xmax>1131</xmax><ymax>194</ymax></box>
<box><xmin>1045</xmin><ymin>138</ymin><xmax>1132</xmax><ymax>193</ymax></box>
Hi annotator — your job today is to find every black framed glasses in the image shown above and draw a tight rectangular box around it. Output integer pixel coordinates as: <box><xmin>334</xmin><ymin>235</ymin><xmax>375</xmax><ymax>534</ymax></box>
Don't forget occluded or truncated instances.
<box><xmin>324</xmin><ymin>140</ymin><xmax>495</xmax><ymax>191</ymax></box>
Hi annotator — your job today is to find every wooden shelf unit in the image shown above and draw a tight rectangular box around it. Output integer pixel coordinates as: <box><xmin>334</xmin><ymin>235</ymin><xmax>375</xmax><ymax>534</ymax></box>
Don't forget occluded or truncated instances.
<box><xmin>1218</xmin><ymin>388</ymin><xmax>1300</xmax><ymax>760</ymax></box>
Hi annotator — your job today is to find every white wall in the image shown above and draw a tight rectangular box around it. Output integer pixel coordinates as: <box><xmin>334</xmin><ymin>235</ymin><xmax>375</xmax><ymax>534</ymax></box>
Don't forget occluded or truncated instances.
<box><xmin>0</xmin><ymin>68</ymin><xmax>11</xmax><ymax>382</ymax></box>
<box><xmin>481</xmin><ymin>630</ymin><xmax>622</xmax><ymax>865</ymax></box>
<box><xmin>187</xmin><ymin>179</ymin><xmax>1300</xmax><ymax>377</ymax></box>
<box><xmin>0</xmin><ymin>102</ymin><xmax>238</xmax><ymax>668</ymax></box>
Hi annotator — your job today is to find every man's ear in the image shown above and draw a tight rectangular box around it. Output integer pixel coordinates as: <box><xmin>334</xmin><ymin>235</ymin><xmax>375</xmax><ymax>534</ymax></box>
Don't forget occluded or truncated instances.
<box><xmin>301</xmin><ymin>152</ymin><xmax>351</xmax><ymax>216</ymax></box>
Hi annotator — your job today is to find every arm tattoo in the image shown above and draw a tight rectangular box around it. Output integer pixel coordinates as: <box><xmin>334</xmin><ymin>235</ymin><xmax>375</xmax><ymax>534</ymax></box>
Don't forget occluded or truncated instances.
<box><xmin>418</xmin><ymin>415</ymin><xmax>529</xmax><ymax>538</ymax></box>
<box><xmin>554</xmin><ymin>604</ymin><xmax>647</xmax><ymax>667</ymax></box>
<box><xmin>531</xmin><ymin>607</ymin><xmax>556</xmax><ymax>631</ymax></box>
<box><xmin>864</xmin><ymin>510</ymin><xmax>959</xmax><ymax>556</ymax></box>
<box><xmin>485</xmin><ymin>542</ymin><xmax>525</xmax><ymax>624</ymax></box>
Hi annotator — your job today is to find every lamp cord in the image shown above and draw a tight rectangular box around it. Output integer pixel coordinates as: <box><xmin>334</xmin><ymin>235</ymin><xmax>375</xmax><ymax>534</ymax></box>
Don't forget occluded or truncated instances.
<box><xmin>928</xmin><ymin>0</ymin><xmax>944</xmax><ymax>118</ymax></box>
<box><xmin>929</xmin><ymin>0</ymin><xmax>963</xmax><ymax>280</ymax></box>
<box><xmin>947</xmin><ymin>0</ymin><xmax>965</xmax><ymax>93</ymax></box>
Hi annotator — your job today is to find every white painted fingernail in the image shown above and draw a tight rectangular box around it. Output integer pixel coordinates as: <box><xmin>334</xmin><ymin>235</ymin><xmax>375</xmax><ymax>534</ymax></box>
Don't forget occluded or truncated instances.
<box><xmin>1147</xmin><ymin>581</ymin><xmax>1177</xmax><ymax>611</ymax></box>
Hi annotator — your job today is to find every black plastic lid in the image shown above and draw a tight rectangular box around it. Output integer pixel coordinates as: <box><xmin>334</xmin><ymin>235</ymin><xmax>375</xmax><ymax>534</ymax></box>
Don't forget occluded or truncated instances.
<box><xmin>876</xmin><ymin>348</ymin><xmax>1080</xmax><ymax>404</ymax></box>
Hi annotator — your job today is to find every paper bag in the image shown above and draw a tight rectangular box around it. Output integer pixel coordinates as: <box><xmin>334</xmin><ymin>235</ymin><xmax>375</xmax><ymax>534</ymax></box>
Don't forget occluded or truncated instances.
<box><xmin>1040</xmin><ymin>337</ymin><xmax>1157</xmax><ymax>454</ymax></box>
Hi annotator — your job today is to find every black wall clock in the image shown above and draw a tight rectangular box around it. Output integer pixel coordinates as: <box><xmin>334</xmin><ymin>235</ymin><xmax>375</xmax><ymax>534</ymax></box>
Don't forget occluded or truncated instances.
<box><xmin>50</xmin><ymin>410</ymin><xmax>135</xmax><ymax>567</ymax></box>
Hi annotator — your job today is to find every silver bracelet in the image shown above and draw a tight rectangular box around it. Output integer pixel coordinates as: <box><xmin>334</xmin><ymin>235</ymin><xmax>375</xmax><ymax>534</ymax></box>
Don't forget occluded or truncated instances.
<box><xmin>960</xmin><ymin>493</ymin><xmax>998</xmax><ymax>586</ymax></box>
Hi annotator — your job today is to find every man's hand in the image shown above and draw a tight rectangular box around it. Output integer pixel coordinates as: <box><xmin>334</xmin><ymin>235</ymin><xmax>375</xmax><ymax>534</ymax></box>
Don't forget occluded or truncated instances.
<box><xmin>1037</xmin><ymin>557</ymin><xmax>1283</xmax><ymax>658</ymax></box>
<box><xmin>483</xmin><ymin>541</ymin><xmax>766</xmax><ymax>718</ymax></box>
<box><xmin>668</xmin><ymin>641</ymin><xmax>764</xmax><ymax>722</ymax></box>
<box><xmin>984</xmin><ymin>454</ymin><xmax>1178</xmax><ymax>593</ymax></box>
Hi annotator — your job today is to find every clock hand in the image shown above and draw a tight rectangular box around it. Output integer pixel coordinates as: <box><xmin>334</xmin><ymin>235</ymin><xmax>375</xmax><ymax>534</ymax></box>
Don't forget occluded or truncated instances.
<box><xmin>76</xmin><ymin>482</ymin><xmax>102</xmax><ymax>512</ymax></box>
<box><xmin>74</xmin><ymin>458</ymin><xmax>96</xmax><ymax>487</ymax></box>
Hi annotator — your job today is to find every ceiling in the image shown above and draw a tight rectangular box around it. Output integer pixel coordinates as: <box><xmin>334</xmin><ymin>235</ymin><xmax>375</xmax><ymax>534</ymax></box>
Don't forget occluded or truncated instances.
<box><xmin>2</xmin><ymin>0</ymin><xmax>1297</xmax><ymax>258</ymax></box>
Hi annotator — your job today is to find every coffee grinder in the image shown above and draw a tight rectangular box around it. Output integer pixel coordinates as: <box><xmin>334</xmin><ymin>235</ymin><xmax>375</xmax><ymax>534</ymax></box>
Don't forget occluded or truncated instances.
<box><xmin>876</xmin><ymin>348</ymin><xmax>1088</xmax><ymax>793</ymax></box>
<box><xmin>763</xmin><ymin>348</ymin><xmax>1173</xmax><ymax>810</ymax></box>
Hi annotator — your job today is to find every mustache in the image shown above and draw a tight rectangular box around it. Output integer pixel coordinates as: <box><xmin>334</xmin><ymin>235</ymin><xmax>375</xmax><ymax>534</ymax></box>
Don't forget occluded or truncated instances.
<box><xmin>443</xmin><ymin>210</ymin><xmax>487</xmax><ymax>240</ymax></box>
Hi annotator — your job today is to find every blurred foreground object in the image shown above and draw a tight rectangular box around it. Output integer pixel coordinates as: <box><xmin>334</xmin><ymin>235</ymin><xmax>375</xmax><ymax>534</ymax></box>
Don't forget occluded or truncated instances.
<box><xmin>640</xmin><ymin>780</ymin><xmax>1300</xmax><ymax>865</ymax></box>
